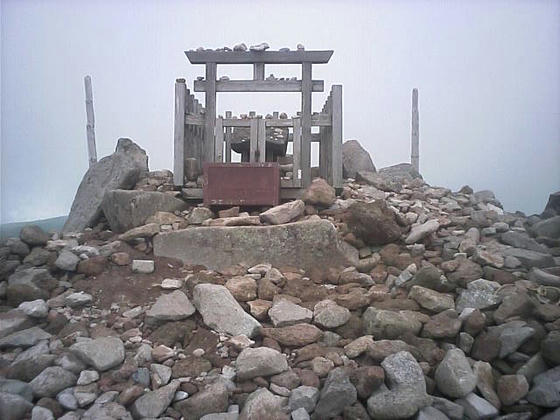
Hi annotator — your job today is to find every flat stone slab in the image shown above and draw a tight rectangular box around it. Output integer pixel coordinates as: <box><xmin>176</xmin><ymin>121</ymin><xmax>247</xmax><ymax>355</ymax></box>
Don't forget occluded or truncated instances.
<box><xmin>153</xmin><ymin>219</ymin><xmax>357</xmax><ymax>272</ymax></box>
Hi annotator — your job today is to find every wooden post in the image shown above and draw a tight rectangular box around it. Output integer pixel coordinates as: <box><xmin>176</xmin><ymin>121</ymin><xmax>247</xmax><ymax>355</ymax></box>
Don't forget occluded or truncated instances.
<box><xmin>332</xmin><ymin>85</ymin><xmax>343</xmax><ymax>188</ymax></box>
<box><xmin>257</xmin><ymin>118</ymin><xmax>266</xmax><ymax>163</ymax></box>
<box><xmin>253</xmin><ymin>63</ymin><xmax>265</xmax><ymax>81</ymax></box>
<box><xmin>225</xmin><ymin>111</ymin><xmax>232</xmax><ymax>162</ymax></box>
<box><xmin>204</xmin><ymin>63</ymin><xmax>217</xmax><ymax>163</ymax></box>
<box><xmin>249</xmin><ymin>118</ymin><xmax>258</xmax><ymax>163</ymax></box>
<box><xmin>292</xmin><ymin>118</ymin><xmax>302</xmax><ymax>187</ymax></box>
<box><xmin>301</xmin><ymin>62</ymin><xmax>312</xmax><ymax>187</ymax></box>
<box><xmin>411</xmin><ymin>88</ymin><xmax>419</xmax><ymax>173</ymax></box>
<box><xmin>215</xmin><ymin>116</ymin><xmax>224</xmax><ymax>163</ymax></box>
<box><xmin>173</xmin><ymin>78</ymin><xmax>187</xmax><ymax>186</ymax></box>
<box><xmin>84</xmin><ymin>76</ymin><xmax>97</xmax><ymax>167</ymax></box>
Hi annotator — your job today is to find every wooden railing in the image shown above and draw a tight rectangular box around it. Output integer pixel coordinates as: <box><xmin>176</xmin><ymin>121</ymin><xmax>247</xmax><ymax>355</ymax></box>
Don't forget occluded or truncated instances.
<box><xmin>173</xmin><ymin>81</ymin><xmax>342</xmax><ymax>190</ymax></box>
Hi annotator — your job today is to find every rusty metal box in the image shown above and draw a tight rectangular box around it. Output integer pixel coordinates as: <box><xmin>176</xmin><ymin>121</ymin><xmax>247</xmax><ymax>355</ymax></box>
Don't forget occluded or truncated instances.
<box><xmin>203</xmin><ymin>162</ymin><xmax>280</xmax><ymax>206</ymax></box>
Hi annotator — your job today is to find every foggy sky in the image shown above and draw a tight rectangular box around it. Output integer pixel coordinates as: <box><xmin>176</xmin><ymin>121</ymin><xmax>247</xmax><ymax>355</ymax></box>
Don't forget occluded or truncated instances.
<box><xmin>1</xmin><ymin>0</ymin><xmax>559</xmax><ymax>223</ymax></box>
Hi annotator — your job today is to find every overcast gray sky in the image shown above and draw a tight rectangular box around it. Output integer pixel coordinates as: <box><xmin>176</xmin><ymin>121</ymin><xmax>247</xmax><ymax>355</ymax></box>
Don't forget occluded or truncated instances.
<box><xmin>1</xmin><ymin>0</ymin><xmax>559</xmax><ymax>223</ymax></box>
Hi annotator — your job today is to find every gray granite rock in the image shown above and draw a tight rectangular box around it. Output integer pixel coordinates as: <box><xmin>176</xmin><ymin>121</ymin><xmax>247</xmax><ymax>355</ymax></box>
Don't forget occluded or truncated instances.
<box><xmin>70</xmin><ymin>337</ymin><xmax>125</xmax><ymax>371</ymax></box>
<box><xmin>367</xmin><ymin>351</ymin><xmax>431</xmax><ymax>419</ymax></box>
<box><xmin>145</xmin><ymin>290</ymin><xmax>196</xmax><ymax>323</ymax></box>
<box><xmin>269</xmin><ymin>299</ymin><xmax>312</xmax><ymax>327</ymax></box>
<box><xmin>63</xmin><ymin>138</ymin><xmax>148</xmax><ymax>233</ymax></box>
<box><xmin>29</xmin><ymin>367</ymin><xmax>77</xmax><ymax>397</ymax></box>
<box><xmin>456</xmin><ymin>393</ymin><xmax>499</xmax><ymax>419</ymax></box>
<box><xmin>0</xmin><ymin>391</ymin><xmax>33</xmax><ymax>420</ymax></box>
<box><xmin>55</xmin><ymin>250</ymin><xmax>80</xmax><ymax>271</ymax></box>
<box><xmin>193</xmin><ymin>284</ymin><xmax>261</xmax><ymax>338</ymax></box>
<box><xmin>313</xmin><ymin>299</ymin><xmax>351</xmax><ymax>329</ymax></box>
<box><xmin>130</xmin><ymin>380</ymin><xmax>179</xmax><ymax>419</ymax></box>
<box><xmin>288</xmin><ymin>386</ymin><xmax>319</xmax><ymax>413</ymax></box>
<box><xmin>239</xmin><ymin>388</ymin><xmax>287</xmax><ymax>420</ymax></box>
<box><xmin>314</xmin><ymin>368</ymin><xmax>357</xmax><ymax>418</ymax></box>
<box><xmin>260</xmin><ymin>200</ymin><xmax>305</xmax><ymax>225</ymax></box>
<box><xmin>435</xmin><ymin>348</ymin><xmax>477</xmax><ymax>398</ymax></box>
<box><xmin>236</xmin><ymin>347</ymin><xmax>288</xmax><ymax>380</ymax></box>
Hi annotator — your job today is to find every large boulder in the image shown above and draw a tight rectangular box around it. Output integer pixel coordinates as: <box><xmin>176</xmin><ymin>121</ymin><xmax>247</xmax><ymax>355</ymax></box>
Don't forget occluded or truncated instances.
<box><xmin>342</xmin><ymin>140</ymin><xmax>376</xmax><ymax>179</ymax></box>
<box><xmin>154</xmin><ymin>219</ymin><xmax>358</xmax><ymax>272</ymax></box>
<box><xmin>531</xmin><ymin>215</ymin><xmax>560</xmax><ymax>239</ymax></box>
<box><xmin>101</xmin><ymin>190</ymin><xmax>187</xmax><ymax>233</ymax></box>
<box><xmin>435</xmin><ymin>348</ymin><xmax>477</xmax><ymax>398</ymax></box>
<box><xmin>367</xmin><ymin>351</ymin><xmax>431</xmax><ymax>419</ymax></box>
<box><xmin>541</xmin><ymin>191</ymin><xmax>560</xmax><ymax>219</ymax></box>
<box><xmin>70</xmin><ymin>337</ymin><xmax>125</xmax><ymax>371</ymax></box>
<box><xmin>260</xmin><ymin>200</ymin><xmax>304</xmax><ymax>225</ymax></box>
<box><xmin>19</xmin><ymin>225</ymin><xmax>49</xmax><ymax>246</ymax></box>
<box><xmin>315</xmin><ymin>367</ymin><xmax>357</xmax><ymax>418</ymax></box>
<box><xmin>378</xmin><ymin>163</ymin><xmax>423</xmax><ymax>182</ymax></box>
<box><xmin>302</xmin><ymin>178</ymin><xmax>336</xmax><ymax>207</ymax></box>
<box><xmin>63</xmin><ymin>138</ymin><xmax>148</xmax><ymax>233</ymax></box>
<box><xmin>236</xmin><ymin>347</ymin><xmax>288</xmax><ymax>380</ymax></box>
<box><xmin>193</xmin><ymin>284</ymin><xmax>261</xmax><ymax>338</ymax></box>
<box><xmin>345</xmin><ymin>201</ymin><xmax>401</xmax><ymax>246</ymax></box>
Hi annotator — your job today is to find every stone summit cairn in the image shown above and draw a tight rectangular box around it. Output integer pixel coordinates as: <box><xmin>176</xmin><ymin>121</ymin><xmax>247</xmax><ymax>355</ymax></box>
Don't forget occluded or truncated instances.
<box><xmin>0</xmin><ymin>137</ymin><xmax>560</xmax><ymax>419</ymax></box>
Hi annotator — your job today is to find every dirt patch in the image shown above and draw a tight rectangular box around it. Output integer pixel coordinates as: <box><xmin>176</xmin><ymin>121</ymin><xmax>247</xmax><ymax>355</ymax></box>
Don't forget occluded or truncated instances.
<box><xmin>74</xmin><ymin>255</ymin><xmax>187</xmax><ymax>309</ymax></box>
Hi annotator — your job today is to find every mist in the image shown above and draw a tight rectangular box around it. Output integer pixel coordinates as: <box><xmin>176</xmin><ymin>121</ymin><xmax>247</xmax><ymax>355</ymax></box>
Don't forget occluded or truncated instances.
<box><xmin>1</xmin><ymin>0</ymin><xmax>559</xmax><ymax>223</ymax></box>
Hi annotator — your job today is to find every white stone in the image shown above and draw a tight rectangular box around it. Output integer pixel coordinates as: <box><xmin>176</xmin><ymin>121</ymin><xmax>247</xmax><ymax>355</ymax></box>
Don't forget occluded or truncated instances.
<box><xmin>132</xmin><ymin>259</ymin><xmax>155</xmax><ymax>274</ymax></box>
<box><xmin>146</xmin><ymin>290</ymin><xmax>196</xmax><ymax>322</ymax></box>
<box><xmin>161</xmin><ymin>278</ymin><xmax>183</xmax><ymax>289</ymax></box>
<box><xmin>18</xmin><ymin>299</ymin><xmax>49</xmax><ymax>318</ymax></box>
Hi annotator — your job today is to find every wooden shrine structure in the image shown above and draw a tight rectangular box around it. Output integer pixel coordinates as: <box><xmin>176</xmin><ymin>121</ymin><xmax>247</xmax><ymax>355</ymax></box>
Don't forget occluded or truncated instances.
<box><xmin>173</xmin><ymin>48</ymin><xmax>342</xmax><ymax>203</ymax></box>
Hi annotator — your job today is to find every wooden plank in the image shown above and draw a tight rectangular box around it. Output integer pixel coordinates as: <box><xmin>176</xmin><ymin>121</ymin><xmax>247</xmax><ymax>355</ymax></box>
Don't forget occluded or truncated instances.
<box><xmin>225</xmin><ymin>111</ymin><xmax>232</xmax><ymax>162</ymax></box>
<box><xmin>204</xmin><ymin>63</ymin><xmax>217</xmax><ymax>162</ymax></box>
<box><xmin>411</xmin><ymin>88</ymin><xmax>420</xmax><ymax>172</ymax></box>
<box><xmin>253</xmin><ymin>63</ymin><xmax>265</xmax><ymax>80</ymax></box>
<box><xmin>249</xmin><ymin>118</ymin><xmax>258</xmax><ymax>163</ymax></box>
<box><xmin>319</xmin><ymin>126</ymin><xmax>328</xmax><ymax>180</ymax></box>
<box><xmin>331</xmin><ymin>84</ymin><xmax>343</xmax><ymax>188</ymax></box>
<box><xmin>301</xmin><ymin>62</ymin><xmax>312</xmax><ymax>187</ymax></box>
<box><xmin>222</xmin><ymin>118</ymin><xmax>251</xmax><ymax>128</ymax></box>
<box><xmin>182</xmin><ymin>187</ymin><xmax>304</xmax><ymax>201</ymax></box>
<box><xmin>292</xmin><ymin>118</ymin><xmax>302</xmax><ymax>188</ymax></box>
<box><xmin>194</xmin><ymin>79</ymin><xmax>324</xmax><ymax>93</ymax></box>
<box><xmin>215</xmin><ymin>116</ymin><xmax>224</xmax><ymax>163</ymax></box>
<box><xmin>173</xmin><ymin>79</ymin><xmax>187</xmax><ymax>186</ymax></box>
<box><xmin>257</xmin><ymin>118</ymin><xmax>266</xmax><ymax>163</ymax></box>
<box><xmin>83</xmin><ymin>75</ymin><xmax>97</xmax><ymax>167</ymax></box>
<box><xmin>185</xmin><ymin>114</ymin><xmax>205</xmax><ymax>125</ymax></box>
<box><xmin>185</xmin><ymin>50</ymin><xmax>334</xmax><ymax>64</ymax></box>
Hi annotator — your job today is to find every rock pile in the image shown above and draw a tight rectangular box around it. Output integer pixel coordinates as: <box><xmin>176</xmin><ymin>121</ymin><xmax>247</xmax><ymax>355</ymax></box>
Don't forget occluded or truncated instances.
<box><xmin>1</xmin><ymin>139</ymin><xmax>559</xmax><ymax>419</ymax></box>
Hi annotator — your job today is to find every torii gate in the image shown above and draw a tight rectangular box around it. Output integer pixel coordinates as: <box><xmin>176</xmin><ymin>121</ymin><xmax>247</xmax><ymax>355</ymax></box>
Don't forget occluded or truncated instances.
<box><xmin>173</xmin><ymin>48</ymin><xmax>343</xmax><ymax>203</ymax></box>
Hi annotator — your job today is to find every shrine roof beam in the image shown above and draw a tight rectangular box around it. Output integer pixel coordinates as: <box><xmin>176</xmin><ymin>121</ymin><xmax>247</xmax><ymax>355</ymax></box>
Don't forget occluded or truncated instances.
<box><xmin>193</xmin><ymin>79</ymin><xmax>324</xmax><ymax>93</ymax></box>
<box><xmin>185</xmin><ymin>50</ymin><xmax>334</xmax><ymax>64</ymax></box>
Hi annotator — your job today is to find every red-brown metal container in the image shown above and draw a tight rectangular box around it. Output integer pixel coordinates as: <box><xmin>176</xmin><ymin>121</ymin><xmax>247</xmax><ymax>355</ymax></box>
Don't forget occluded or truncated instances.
<box><xmin>203</xmin><ymin>162</ymin><xmax>280</xmax><ymax>206</ymax></box>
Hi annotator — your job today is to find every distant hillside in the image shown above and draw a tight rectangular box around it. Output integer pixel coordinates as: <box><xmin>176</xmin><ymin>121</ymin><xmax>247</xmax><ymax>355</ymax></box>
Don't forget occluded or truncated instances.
<box><xmin>0</xmin><ymin>215</ymin><xmax>67</xmax><ymax>240</ymax></box>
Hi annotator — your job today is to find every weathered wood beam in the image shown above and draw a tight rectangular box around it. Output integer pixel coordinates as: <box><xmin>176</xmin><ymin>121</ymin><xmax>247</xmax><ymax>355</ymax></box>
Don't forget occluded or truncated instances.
<box><xmin>84</xmin><ymin>75</ymin><xmax>97</xmax><ymax>167</ymax></box>
<box><xmin>219</xmin><ymin>114</ymin><xmax>330</xmax><ymax>129</ymax></box>
<box><xmin>253</xmin><ymin>63</ymin><xmax>265</xmax><ymax>80</ymax></box>
<box><xmin>204</xmin><ymin>63</ymin><xmax>217</xmax><ymax>162</ymax></box>
<box><xmin>301</xmin><ymin>62</ymin><xmax>312</xmax><ymax>187</ymax></box>
<box><xmin>173</xmin><ymin>78</ymin><xmax>187</xmax><ymax>186</ymax></box>
<box><xmin>257</xmin><ymin>118</ymin><xmax>266</xmax><ymax>163</ymax></box>
<box><xmin>185</xmin><ymin>114</ymin><xmax>205</xmax><ymax>126</ymax></box>
<box><xmin>249</xmin><ymin>119</ymin><xmax>258</xmax><ymax>163</ymax></box>
<box><xmin>215</xmin><ymin>117</ymin><xmax>224</xmax><ymax>163</ymax></box>
<box><xmin>185</xmin><ymin>50</ymin><xmax>333</xmax><ymax>64</ymax></box>
<box><xmin>411</xmin><ymin>88</ymin><xmax>420</xmax><ymax>173</ymax></box>
<box><xmin>292</xmin><ymin>118</ymin><xmax>302</xmax><ymax>188</ymax></box>
<box><xmin>331</xmin><ymin>85</ymin><xmax>343</xmax><ymax>188</ymax></box>
<box><xmin>225</xmin><ymin>111</ymin><xmax>232</xmax><ymax>163</ymax></box>
<box><xmin>194</xmin><ymin>79</ymin><xmax>324</xmax><ymax>93</ymax></box>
